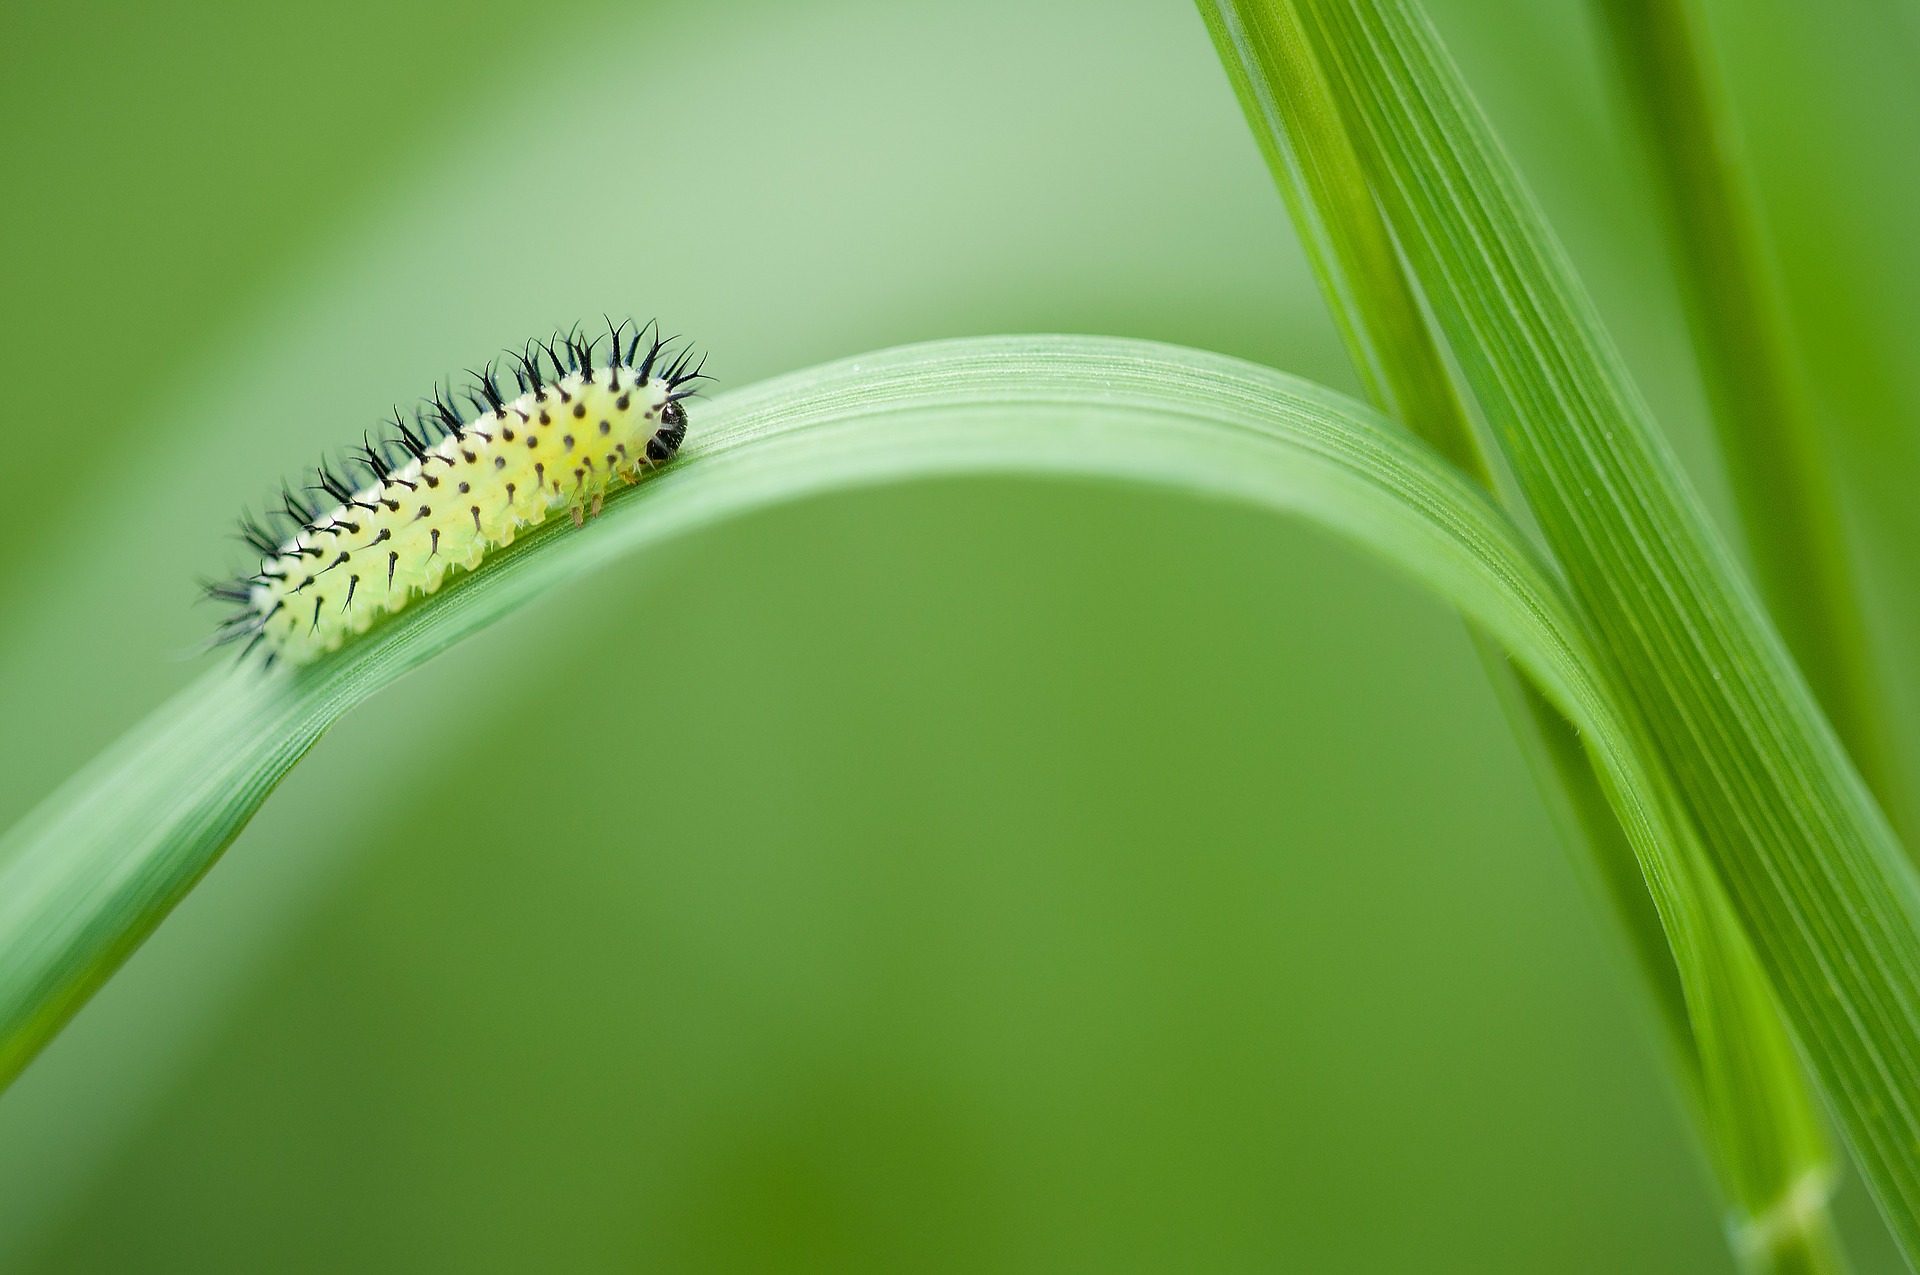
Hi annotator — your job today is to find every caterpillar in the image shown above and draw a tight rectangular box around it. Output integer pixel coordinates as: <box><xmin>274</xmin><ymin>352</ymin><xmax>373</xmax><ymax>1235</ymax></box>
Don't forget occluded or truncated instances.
<box><xmin>206</xmin><ymin>320</ymin><xmax>706</xmax><ymax>668</ymax></box>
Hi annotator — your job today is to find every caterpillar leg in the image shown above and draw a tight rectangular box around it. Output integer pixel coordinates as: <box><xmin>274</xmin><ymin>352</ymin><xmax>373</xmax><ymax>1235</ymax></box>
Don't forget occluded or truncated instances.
<box><xmin>591</xmin><ymin>492</ymin><xmax>604</xmax><ymax>519</ymax></box>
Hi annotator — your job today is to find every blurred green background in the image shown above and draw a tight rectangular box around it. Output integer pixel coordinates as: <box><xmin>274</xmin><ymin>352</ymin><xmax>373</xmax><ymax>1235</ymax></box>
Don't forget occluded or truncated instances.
<box><xmin>2</xmin><ymin>0</ymin><xmax>1918</xmax><ymax>1269</ymax></box>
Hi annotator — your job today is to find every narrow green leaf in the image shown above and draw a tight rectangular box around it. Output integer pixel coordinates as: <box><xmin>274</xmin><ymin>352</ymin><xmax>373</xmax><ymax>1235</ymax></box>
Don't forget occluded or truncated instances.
<box><xmin>0</xmin><ymin>331</ymin><xmax>1740</xmax><ymax>1156</ymax></box>
<box><xmin>1293</xmin><ymin>0</ymin><xmax>1920</xmax><ymax>1255</ymax></box>
<box><xmin>1592</xmin><ymin>0</ymin><xmax>1903</xmax><ymax>844</ymax></box>
<box><xmin>1198</xmin><ymin>7</ymin><xmax>1844</xmax><ymax>1267</ymax></box>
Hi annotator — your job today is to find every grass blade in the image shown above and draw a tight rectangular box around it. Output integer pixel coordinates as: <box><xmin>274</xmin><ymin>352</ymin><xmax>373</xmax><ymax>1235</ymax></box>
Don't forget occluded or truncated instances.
<box><xmin>1292</xmin><ymin>0</ymin><xmax>1920</xmax><ymax>1255</ymax></box>
<box><xmin>1198</xmin><ymin>6</ymin><xmax>1846</xmax><ymax>1266</ymax></box>
<box><xmin>1591</xmin><ymin>0</ymin><xmax>1902</xmax><ymax>841</ymax></box>
<box><xmin>0</xmin><ymin>332</ymin><xmax>1742</xmax><ymax>1136</ymax></box>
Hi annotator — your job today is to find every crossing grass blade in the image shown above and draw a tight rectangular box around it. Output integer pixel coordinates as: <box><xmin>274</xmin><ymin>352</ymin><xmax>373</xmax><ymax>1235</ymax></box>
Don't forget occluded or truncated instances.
<box><xmin>1197</xmin><ymin>6</ymin><xmax>1848</xmax><ymax>1268</ymax></box>
<box><xmin>1285</xmin><ymin>0</ymin><xmax>1920</xmax><ymax>1257</ymax></box>
<box><xmin>1589</xmin><ymin>0</ymin><xmax>1899</xmax><ymax>840</ymax></box>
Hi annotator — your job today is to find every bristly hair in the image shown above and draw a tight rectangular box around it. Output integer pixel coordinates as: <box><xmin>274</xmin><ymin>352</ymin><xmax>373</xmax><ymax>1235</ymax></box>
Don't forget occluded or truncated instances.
<box><xmin>207</xmin><ymin>320</ymin><xmax>709</xmax><ymax>665</ymax></box>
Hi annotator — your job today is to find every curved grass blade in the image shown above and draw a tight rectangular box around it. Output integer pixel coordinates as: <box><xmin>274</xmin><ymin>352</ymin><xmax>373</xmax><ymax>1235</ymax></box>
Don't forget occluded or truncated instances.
<box><xmin>1290</xmin><ymin>0</ymin><xmax>1920</xmax><ymax>1256</ymax></box>
<box><xmin>0</xmin><ymin>330</ymin><xmax>1773</xmax><ymax>1229</ymax></box>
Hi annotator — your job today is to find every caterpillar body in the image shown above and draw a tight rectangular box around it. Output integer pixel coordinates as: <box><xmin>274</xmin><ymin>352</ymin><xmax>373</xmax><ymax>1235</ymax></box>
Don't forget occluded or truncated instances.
<box><xmin>207</xmin><ymin>322</ymin><xmax>705</xmax><ymax>667</ymax></box>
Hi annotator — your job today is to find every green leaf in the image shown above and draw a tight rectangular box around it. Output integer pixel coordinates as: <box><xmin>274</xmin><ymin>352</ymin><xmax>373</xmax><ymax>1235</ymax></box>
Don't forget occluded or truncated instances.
<box><xmin>0</xmin><ymin>333</ymin><xmax>1730</xmax><ymax>1148</ymax></box>
<box><xmin>1590</xmin><ymin>0</ymin><xmax>1902</xmax><ymax>845</ymax></box>
<box><xmin>1198</xmin><ymin>4</ymin><xmax>1847</xmax><ymax>1269</ymax></box>
<box><xmin>1289</xmin><ymin>0</ymin><xmax>1920</xmax><ymax>1256</ymax></box>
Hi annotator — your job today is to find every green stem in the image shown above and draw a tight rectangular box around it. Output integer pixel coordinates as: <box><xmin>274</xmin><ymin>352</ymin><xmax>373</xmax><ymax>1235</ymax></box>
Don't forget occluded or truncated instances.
<box><xmin>1730</xmin><ymin>1167</ymin><xmax>1849</xmax><ymax>1275</ymax></box>
<box><xmin>1198</xmin><ymin>0</ymin><xmax>1485</xmax><ymax>480</ymax></box>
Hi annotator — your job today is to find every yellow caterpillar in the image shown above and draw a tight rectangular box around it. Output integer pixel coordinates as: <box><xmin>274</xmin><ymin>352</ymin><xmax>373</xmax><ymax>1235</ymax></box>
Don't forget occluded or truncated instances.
<box><xmin>208</xmin><ymin>322</ymin><xmax>704</xmax><ymax>666</ymax></box>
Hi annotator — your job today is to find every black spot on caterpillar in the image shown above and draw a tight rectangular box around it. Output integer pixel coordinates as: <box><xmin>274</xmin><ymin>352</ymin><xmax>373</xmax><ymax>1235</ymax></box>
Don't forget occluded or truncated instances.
<box><xmin>207</xmin><ymin>319</ymin><xmax>708</xmax><ymax>667</ymax></box>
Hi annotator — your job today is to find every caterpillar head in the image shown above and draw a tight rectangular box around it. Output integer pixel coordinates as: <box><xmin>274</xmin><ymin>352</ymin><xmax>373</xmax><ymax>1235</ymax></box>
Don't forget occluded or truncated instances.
<box><xmin>646</xmin><ymin>400</ymin><xmax>687</xmax><ymax>465</ymax></box>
